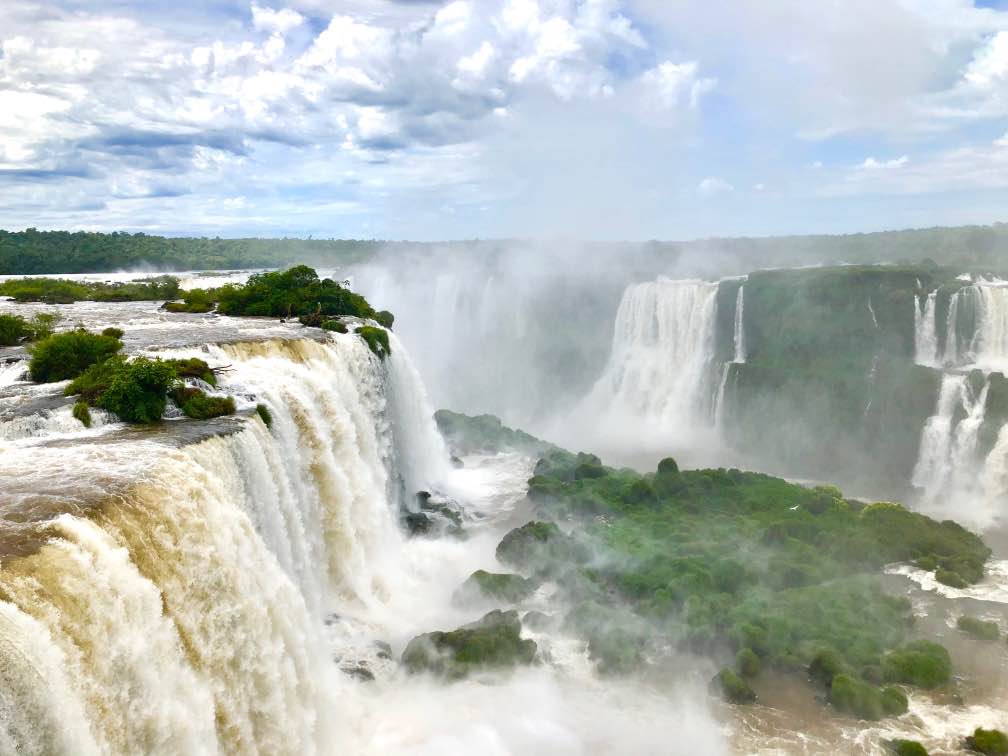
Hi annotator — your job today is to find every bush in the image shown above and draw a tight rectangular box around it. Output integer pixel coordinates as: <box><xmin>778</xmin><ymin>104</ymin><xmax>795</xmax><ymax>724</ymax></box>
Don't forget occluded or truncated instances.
<box><xmin>357</xmin><ymin>325</ymin><xmax>390</xmax><ymax>358</ymax></box>
<box><xmin>0</xmin><ymin>314</ymin><xmax>28</xmax><ymax>345</ymax></box>
<box><xmin>967</xmin><ymin>728</ymin><xmax>1008</xmax><ymax>755</ymax></box>
<box><xmin>163</xmin><ymin>288</ymin><xmax>217</xmax><ymax>313</ymax></box>
<box><xmin>882</xmin><ymin>641</ymin><xmax>951</xmax><ymax>689</ymax></box>
<box><xmin>26</xmin><ymin>312</ymin><xmax>61</xmax><ymax>341</ymax></box>
<box><xmin>375</xmin><ymin>310</ymin><xmax>394</xmax><ymax>328</ymax></box>
<box><xmin>957</xmin><ymin>616</ymin><xmax>1000</xmax><ymax>641</ymax></box>
<box><xmin>215</xmin><ymin>265</ymin><xmax>376</xmax><ymax>319</ymax></box>
<box><xmin>166</xmin><ymin>357</ymin><xmax>216</xmax><ymax>386</ymax></box>
<box><xmin>71</xmin><ymin>400</ymin><xmax>92</xmax><ymax>428</ymax></box>
<box><xmin>809</xmin><ymin>649</ymin><xmax>847</xmax><ymax>687</ymax></box>
<box><xmin>880</xmin><ymin>685</ymin><xmax>908</xmax><ymax>715</ymax></box>
<box><xmin>101</xmin><ymin>327</ymin><xmax>125</xmax><ymax>339</ymax></box>
<box><xmin>829</xmin><ymin>674</ymin><xmax>884</xmax><ymax>720</ymax></box>
<box><xmin>255</xmin><ymin>403</ymin><xmax>273</xmax><ymax>428</ymax></box>
<box><xmin>96</xmin><ymin>357</ymin><xmax>177</xmax><ymax>423</ymax></box>
<box><xmin>321</xmin><ymin>319</ymin><xmax>347</xmax><ymax>333</ymax></box>
<box><xmin>711</xmin><ymin>668</ymin><xmax>756</xmax><ymax>704</ymax></box>
<box><xmin>29</xmin><ymin>329</ymin><xmax>122</xmax><ymax>382</ymax></box>
<box><xmin>171</xmin><ymin>386</ymin><xmax>236</xmax><ymax>420</ymax></box>
<box><xmin>737</xmin><ymin>647</ymin><xmax>761</xmax><ymax>678</ymax></box>
<box><xmin>887</xmin><ymin>740</ymin><xmax>928</xmax><ymax>756</ymax></box>
<box><xmin>936</xmin><ymin>568</ymin><xmax>968</xmax><ymax>588</ymax></box>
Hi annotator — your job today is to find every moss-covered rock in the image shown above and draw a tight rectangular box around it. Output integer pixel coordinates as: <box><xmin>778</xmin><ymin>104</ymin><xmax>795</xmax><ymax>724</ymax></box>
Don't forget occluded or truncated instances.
<box><xmin>455</xmin><ymin>570</ymin><xmax>538</xmax><ymax>605</ymax></box>
<box><xmin>957</xmin><ymin>616</ymin><xmax>1000</xmax><ymax>641</ymax></box>
<box><xmin>711</xmin><ymin>668</ymin><xmax>756</xmax><ymax>704</ymax></box>
<box><xmin>358</xmin><ymin>325</ymin><xmax>390</xmax><ymax>358</ymax></box>
<box><xmin>880</xmin><ymin>685</ymin><xmax>909</xmax><ymax>716</ymax></box>
<box><xmin>886</xmin><ymin>740</ymin><xmax>929</xmax><ymax>756</ymax></box>
<box><xmin>401</xmin><ymin>610</ymin><xmax>537</xmax><ymax>679</ymax></box>
<box><xmin>171</xmin><ymin>386</ymin><xmax>236</xmax><ymax>420</ymax></box>
<box><xmin>966</xmin><ymin>728</ymin><xmax>1008</xmax><ymax>755</ymax></box>
<box><xmin>882</xmin><ymin>641</ymin><xmax>952</xmax><ymax>689</ymax></box>
<box><xmin>321</xmin><ymin>319</ymin><xmax>348</xmax><ymax>333</ymax></box>
<box><xmin>71</xmin><ymin>400</ymin><xmax>92</xmax><ymax>428</ymax></box>
<box><xmin>435</xmin><ymin>410</ymin><xmax>556</xmax><ymax>457</ymax></box>
<box><xmin>829</xmin><ymin>674</ymin><xmax>885</xmax><ymax>720</ymax></box>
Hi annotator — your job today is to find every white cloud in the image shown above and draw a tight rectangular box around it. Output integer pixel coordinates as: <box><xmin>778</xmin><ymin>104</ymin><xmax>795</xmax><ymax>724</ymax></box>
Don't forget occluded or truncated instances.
<box><xmin>698</xmin><ymin>177</ymin><xmax>734</xmax><ymax>197</ymax></box>
<box><xmin>640</xmin><ymin>61</ymin><xmax>716</xmax><ymax>110</ymax></box>
<box><xmin>858</xmin><ymin>155</ymin><xmax>909</xmax><ymax>169</ymax></box>
<box><xmin>250</xmin><ymin>3</ymin><xmax>304</xmax><ymax>35</ymax></box>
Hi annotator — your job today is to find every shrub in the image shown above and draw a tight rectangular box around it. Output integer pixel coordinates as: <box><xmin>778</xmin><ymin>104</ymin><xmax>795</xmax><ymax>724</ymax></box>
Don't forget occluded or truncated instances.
<box><xmin>887</xmin><ymin>740</ymin><xmax>928</xmax><ymax>756</ymax></box>
<box><xmin>0</xmin><ymin>314</ymin><xmax>28</xmax><ymax>345</ymax></box>
<box><xmin>166</xmin><ymin>357</ymin><xmax>216</xmax><ymax>386</ymax></box>
<box><xmin>809</xmin><ymin>649</ymin><xmax>847</xmax><ymax>687</ymax></box>
<box><xmin>71</xmin><ymin>400</ymin><xmax>92</xmax><ymax>428</ymax></box>
<box><xmin>880</xmin><ymin>685</ymin><xmax>908</xmax><ymax>716</ymax></box>
<box><xmin>375</xmin><ymin>310</ymin><xmax>394</xmax><ymax>328</ymax></box>
<box><xmin>96</xmin><ymin>357</ymin><xmax>177</xmax><ymax>423</ymax></box>
<box><xmin>65</xmin><ymin>356</ymin><xmax>125</xmax><ymax>403</ymax></box>
<box><xmin>882</xmin><ymin>641</ymin><xmax>951</xmax><ymax>689</ymax></box>
<box><xmin>26</xmin><ymin>312</ymin><xmax>61</xmax><ymax>340</ymax></box>
<box><xmin>829</xmin><ymin>674</ymin><xmax>884</xmax><ymax>720</ymax></box>
<box><xmin>957</xmin><ymin>616</ymin><xmax>1000</xmax><ymax>641</ymax></box>
<box><xmin>357</xmin><ymin>326</ymin><xmax>390</xmax><ymax>358</ymax></box>
<box><xmin>737</xmin><ymin>647</ymin><xmax>761</xmax><ymax>678</ymax></box>
<box><xmin>711</xmin><ymin>668</ymin><xmax>756</xmax><ymax>704</ymax></box>
<box><xmin>171</xmin><ymin>386</ymin><xmax>236</xmax><ymax>420</ymax></box>
<box><xmin>255</xmin><ymin>403</ymin><xmax>273</xmax><ymax>428</ymax></box>
<box><xmin>966</xmin><ymin>728</ymin><xmax>1008</xmax><ymax>755</ymax></box>
<box><xmin>215</xmin><ymin>265</ymin><xmax>376</xmax><ymax>319</ymax></box>
<box><xmin>321</xmin><ymin>319</ymin><xmax>348</xmax><ymax>333</ymax></box>
<box><xmin>936</xmin><ymin>568</ymin><xmax>968</xmax><ymax>588</ymax></box>
<box><xmin>163</xmin><ymin>288</ymin><xmax>217</xmax><ymax>313</ymax></box>
<box><xmin>28</xmin><ymin>329</ymin><xmax>122</xmax><ymax>382</ymax></box>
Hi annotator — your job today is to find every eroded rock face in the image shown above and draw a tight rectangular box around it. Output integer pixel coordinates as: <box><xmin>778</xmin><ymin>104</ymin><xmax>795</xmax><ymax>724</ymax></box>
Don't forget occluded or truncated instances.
<box><xmin>401</xmin><ymin>609</ymin><xmax>537</xmax><ymax>679</ymax></box>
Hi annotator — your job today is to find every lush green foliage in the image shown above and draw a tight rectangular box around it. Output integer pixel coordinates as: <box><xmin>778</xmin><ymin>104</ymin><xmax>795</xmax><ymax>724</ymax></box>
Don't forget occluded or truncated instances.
<box><xmin>321</xmin><ymin>319</ymin><xmax>347</xmax><ymax>333</ymax></box>
<box><xmin>967</xmin><ymin>728</ymin><xmax>1008</xmax><ymax>755</ymax></box>
<box><xmin>29</xmin><ymin>328</ymin><xmax>123</xmax><ymax>382</ymax></box>
<box><xmin>163</xmin><ymin>288</ymin><xmax>217</xmax><ymax>313</ymax></box>
<box><xmin>215</xmin><ymin>265</ymin><xmax>376</xmax><ymax>319</ymax></box>
<box><xmin>375</xmin><ymin>310</ymin><xmax>394</xmax><ymax>329</ymax></box>
<box><xmin>170</xmin><ymin>386</ymin><xmax>236</xmax><ymax>420</ymax></box>
<box><xmin>455</xmin><ymin>570</ymin><xmax>539</xmax><ymax>605</ymax></box>
<box><xmin>401</xmin><ymin>610</ymin><xmax>537</xmax><ymax>679</ymax></box>
<box><xmin>492</xmin><ymin>447</ymin><xmax>988</xmax><ymax>712</ymax></box>
<box><xmin>165</xmin><ymin>357</ymin><xmax>217</xmax><ymax>386</ymax></box>
<box><xmin>71</xmin><ymin>400</ymin><xmax>92</xmax><ymax>428</ymax></box>
<box><xmin>357</xmin><ymin>326</ymin><xmax>390</xmax><ymax>358</ymax></box>
<box><xmin>0</xmin><ymin>314</ymin><xmax>28</xmax><ymax>345</ymax></box>
<box><xmin>711</xmin><ymin>668</ymin><xmax>756</xmax><ymax>704</ymax></box>
<box><xmin>957</xmin><ymin>616</ymin><xmax>1000</xmax><ymax>641</ymax></box>
<box><xmin>93</xmin><ymin>357</ymin><xmax>178</xmax><ymax>423</ymax></box>
<box><xmin>434</xmin><ymin>410</ymin><xmax>557</xmax><ymax>457</ymax></box>
<box><xmin>0</xmin><ymin>275</ymin><xmax>179</xmax><ymax>303</ymax></box>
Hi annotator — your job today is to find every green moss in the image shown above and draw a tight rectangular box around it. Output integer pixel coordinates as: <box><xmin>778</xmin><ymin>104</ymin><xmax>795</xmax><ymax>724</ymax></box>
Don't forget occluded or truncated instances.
<box><xmin>711</xmin><ymin>668</ymin><xmax>756</xmax><ymax>704</ymax></box>
<box><xmin>967</xmin><ymin>728</ymin><xmax>1008</xmax><ymax>755</ymax></box>
<box><xmin>321</xmin><ymin>319</ymin><xmax>348</xmax><ymax>333</ymax></box>
<box><xmin>455</xmin><ymin>570</ymin><xmax>538</xmax><ymax>605</ymax></box>
<box><xmin>401</xmin><ymin>610</ymin><xmax>537</xmax><ymax>679</ymax></box>
<box><xmin>29</xmin><ymin>328</ymin><xmax>122</xmax><ymax>382</ymax></box>
<box><xmin>357</xmin><ymin>325</ymin><xmax>390</xmax><ymax>358</ymax></box>
<box><xmin>957</xmin><ymin>616</ymin><xmax>1000</xmax><ymax>641</ymax></box>
<box><xmin>496</xmin><ymin>521</ymin><xmax>567</xmax><ymax>571</ymax></box>
<box><xmin>71</xmin><ymin>400</ymin><xmax>92</xmax><ymax>428</ymax></box>
<box><xmin>882</xmin><ymin>641</ymin><xmax>952</xmax><ymax>689</ymax></box>
<box><xmin>255</xmin><ymin>403</ymin><xmax>273</xmax><ymax>428</ymax></box>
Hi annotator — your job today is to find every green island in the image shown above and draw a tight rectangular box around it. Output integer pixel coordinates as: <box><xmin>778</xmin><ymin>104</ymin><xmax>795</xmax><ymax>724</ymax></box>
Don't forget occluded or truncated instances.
<box><xmin>0</xmin><ymin>275</ymin><xmax>180</xmax><ymax>304</ymax></box>
<box><xmin>415</xmin><ymin>411</ymin><xmax>992</xmax><ymax>725</ymax></box>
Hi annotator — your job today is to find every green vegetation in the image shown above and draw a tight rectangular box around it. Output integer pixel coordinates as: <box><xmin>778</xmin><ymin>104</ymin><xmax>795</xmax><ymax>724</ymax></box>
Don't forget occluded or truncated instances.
<box><xmin>485</xmin><ymin>445</ymin><xmax>989</xmax><ymax>714</ymax></box>
<box><xmin>165</xmin><ymin>357</ymin><xmax>217</xmax><ymax>386</ymax></box>
<box><xmin>967</xmin><ymin>728</ymin><xmax>1008</xmax><ymax>755</ymax></box>
<box><xmin>375</xmin><ymin>310</ymin><xmax>394</xmax><ymax>329</ymax></box>
<box><xmin>71</xmin><ymin>400</ymin><xmax>92</xmax><ymax>428</ymax></box>
<box><xmin>887</xmin><ymin>740</ymin><xmax>929</xmax><ymax>756</ymax></box>
<box><xmin>0</xmin><ymin>314</ymin><xmax>28</xmax><ymax>346</ymax></box>
<box><xmin>170</xmin><ymin>386</ymin><xmax>236</xmax><ymax>420</ymax></box>
<box><xmin>255</xmin><ymin>403</ymin><xmax>273</xmax><ymax>428</ymax></box>
<box><xmin>163</xmin><ymin>288</ymin><xmax>216</xmax><ymax>313</ymax></box>
<box><xmin>957</xmin><ymin>616</ymin><xmax>1001</xmax><ymax>641</ymax></box>
<box><xmin>357</xmin><ymin>326</ymin><xmax>390</xmax><ymax>358</ymax></box>
<box><xmin>321</xmin><ymin>319</ymin><xmax>348</xmax><ymax>333</ymax></box>
<box><xmin>455</xmin><ymin>570</ymin><xmax>539</xmax><ymax>605</ymax></box>
<box><xmin>711</xmin><ymin>668</ymin><xmax>756</xmax><ymax>704</ymax></box>
<box><xmin>28</xmin><ymin>328</ymin><xmax>123</xmax><ymax>382</ymax></box>
<box><xmin>434</xmin><ymin>410</ymin><xmax>557</xmax><ymax>457</ymax></box>
<box><xmin>215</xmin><ymin>265</ymin><xmax>375</xmax><ymax>319</ymax></box>
<box><xmin>401</xmin><ymin>610</ymin><xmax>537</xmax><ymax>679</ymax></box>
<box><xmin>89</xmin><ymin>357</ymin><xmax>178</xmax><ymax>423</ymax></box>
<box><xmin>0</xmin><ymin>275</ymin><xmax>179</xmax><ymax>303</ymax></box>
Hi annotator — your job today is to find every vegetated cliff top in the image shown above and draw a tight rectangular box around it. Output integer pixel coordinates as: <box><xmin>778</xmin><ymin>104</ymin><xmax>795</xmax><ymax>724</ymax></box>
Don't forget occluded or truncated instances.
<box><xmin>1</xmin><ymin>221</ymin><xmax>1006</xmax><ymax>274</ymax></box>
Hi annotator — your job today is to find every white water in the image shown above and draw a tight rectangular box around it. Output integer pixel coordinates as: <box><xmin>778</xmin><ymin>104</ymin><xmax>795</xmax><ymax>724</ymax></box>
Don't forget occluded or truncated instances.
<box><xmin>733</xmin><ymin>285</ymin><xmax>747</xmax><ymax>364</ymax></box>
<box><xmin>973</xmin><ymin>281</ymin><xmax>1008</xmax><ymax>373</ymax></box>
<box><xmin>577</xmin><ymin>279</ymin><xmax>719</xmax><ymax>446</ymax></box>
<box><xmin>914</xmin><ymin>290</ymin><xmax>940</xmax><ymax>367</ymax></box>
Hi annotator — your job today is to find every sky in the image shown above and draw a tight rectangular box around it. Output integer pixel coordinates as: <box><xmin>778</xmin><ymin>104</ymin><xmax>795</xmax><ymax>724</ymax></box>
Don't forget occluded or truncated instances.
<box><xmin>1</xmin><ymin>0</ymin><xmax>1008</xmax><ymax>240</ymax></box>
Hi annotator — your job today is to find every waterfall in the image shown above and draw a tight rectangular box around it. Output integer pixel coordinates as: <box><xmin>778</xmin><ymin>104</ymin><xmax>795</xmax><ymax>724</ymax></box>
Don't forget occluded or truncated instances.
<box><xmin>582</xmin><ymin>279</ymin><xmax>719</xmax><ymax>431</ymax></box>
<box><xmin>733</xmin><ymin>285</ymin><xmax>747</xmax><ymax>364</ymax></box>
<box><xmin>973</xmin><ymin>281</ymin><xmax>1008</xmax><ymax>371</ymax></box>
<box><xmin>944</xmin><ymin>290</ymin><xmax>963</xmax><ymax>366</ymax></box>
<box><xmin>914</xmin><ymin>291</ymin><xmax>940</xmax><ymax>367</ymax></box>
<box><xmin>0</xmin><ymin>333</ymin><xmax>452</xmax><ymax>754</ymax></box>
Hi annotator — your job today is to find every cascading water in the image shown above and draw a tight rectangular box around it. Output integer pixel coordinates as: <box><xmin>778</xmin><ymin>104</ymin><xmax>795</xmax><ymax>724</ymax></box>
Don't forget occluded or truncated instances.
<box><xmin>973</xmin><ymin>281</ymin><xmax>1008</xmax><ymax>372</ymax></box>
<box><xmin>582</xmin><ymin>279</ymin><xmax>719</xmax><ymax>430</ymax></box>
<box><xmin>914</xmin><ymin>291</ymin><xmax>940</xmax><ymax>368</ymax></box>
<box><xmin>0</xmin><ymin>333</ymin><xmax>455</xmax><ymax>755</ymax></box>
<box><xmin>733</xmin><ymin>285</ymin><xmax>747</xmax><ymax>365</ymax></box>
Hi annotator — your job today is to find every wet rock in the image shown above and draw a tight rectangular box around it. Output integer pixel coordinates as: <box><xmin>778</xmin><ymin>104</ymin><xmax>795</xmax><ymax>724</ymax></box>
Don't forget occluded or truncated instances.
<box><xmin>454</xmin><ymin>570</ymin><xmax>538</xmax><ymax>606</ymax></box>
<box><xmin>340</xmin><ymin>663</ymin><xmax>375</xmax><ymax>682</ymax></box>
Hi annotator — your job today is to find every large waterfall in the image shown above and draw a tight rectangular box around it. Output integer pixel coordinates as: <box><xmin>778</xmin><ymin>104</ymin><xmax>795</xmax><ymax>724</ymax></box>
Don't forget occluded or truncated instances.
<box><xmin>0</xmin><ymin>333</ymin><xmax>453</xmax><ymax>755</ymax></box>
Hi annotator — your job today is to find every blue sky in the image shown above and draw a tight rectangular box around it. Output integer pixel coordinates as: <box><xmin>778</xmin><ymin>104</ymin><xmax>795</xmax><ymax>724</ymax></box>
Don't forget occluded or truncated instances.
<box><xmin>1</xmin><ymin>0</ymin><xmax>1007</xmax><ymax>240</ymax></box>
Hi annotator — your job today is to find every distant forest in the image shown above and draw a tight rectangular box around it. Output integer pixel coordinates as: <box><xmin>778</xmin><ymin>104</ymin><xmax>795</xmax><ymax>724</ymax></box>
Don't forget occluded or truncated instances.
<box><xmin>1</xmin><ymin>223</ymin><xmax>1006</xmax><ymax>274</ymax></box>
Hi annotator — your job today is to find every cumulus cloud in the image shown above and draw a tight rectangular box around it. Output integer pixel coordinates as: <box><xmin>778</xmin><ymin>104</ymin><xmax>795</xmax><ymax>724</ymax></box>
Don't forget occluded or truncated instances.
<box><xmin>250</xmin><ymin>3</ymin><xmax>304</xmax><ymax>35</ymax></box>
<box><xmin>698</xmin><ymin>177</ymin><xmax>734</xmax><ymax>197</ymax></box>
<box><xmin>858</xmin><ymin>155</ymin><xmax>909</xmax><ymax>170</ymax></box>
